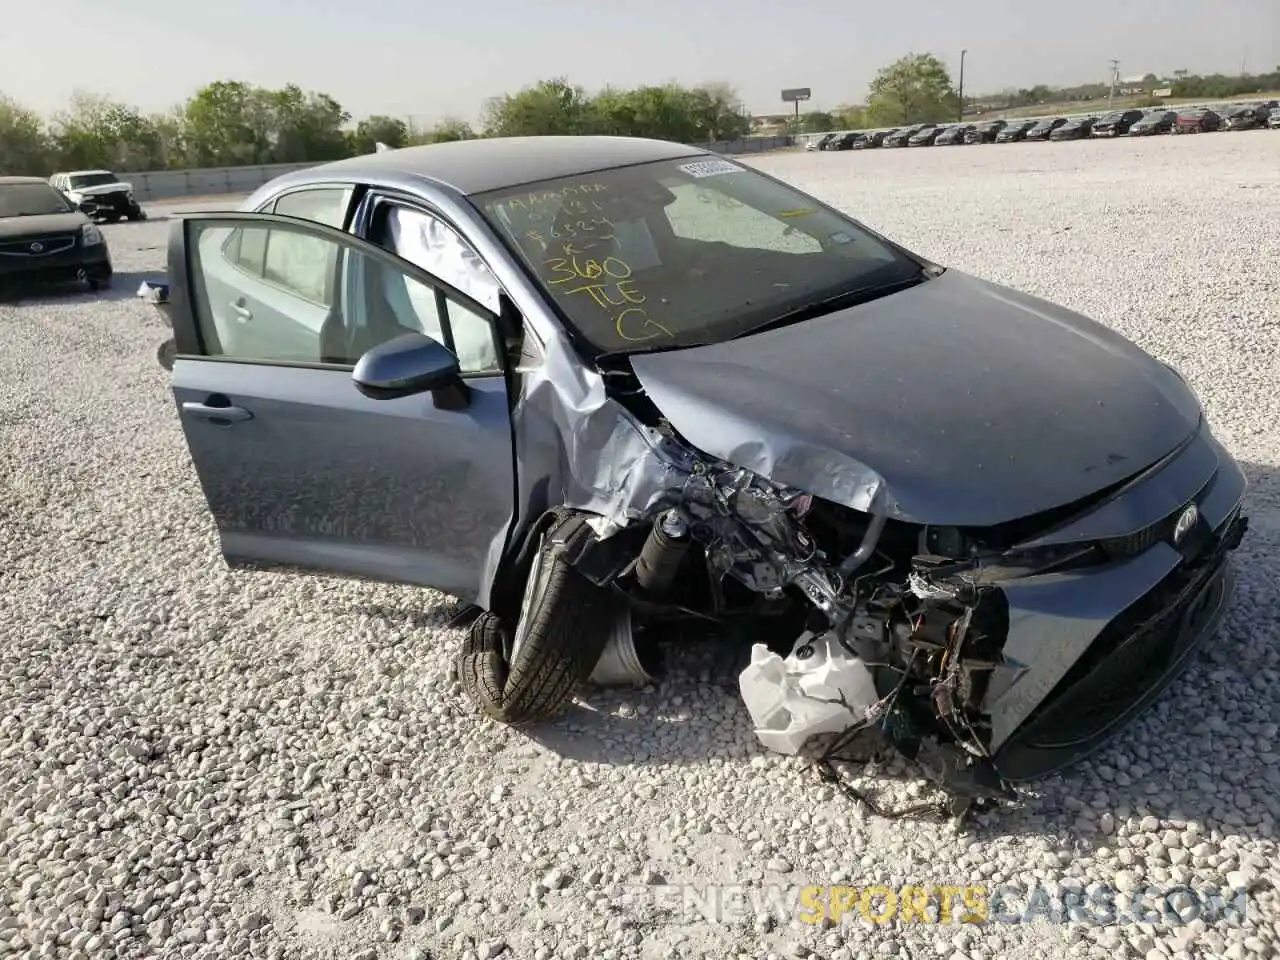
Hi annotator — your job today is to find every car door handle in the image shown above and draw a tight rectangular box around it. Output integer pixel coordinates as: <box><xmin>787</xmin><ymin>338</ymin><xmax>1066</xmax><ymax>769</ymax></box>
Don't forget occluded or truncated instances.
<box><xmin>229</xmin><ymin>299</ymin><xmax>253</xmax><ymax>322</ymax></box>
<box><xmin>182</xmin><ymin>402</ymin><xmax>253</xmax><ymax>422</ymax></box>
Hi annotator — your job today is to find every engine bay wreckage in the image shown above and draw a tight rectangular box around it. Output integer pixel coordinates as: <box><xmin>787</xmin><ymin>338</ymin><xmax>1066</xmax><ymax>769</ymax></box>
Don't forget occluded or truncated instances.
<box><xmin>456</xmin><ymin>330</ymin><xmax>1250</xmax><ymax>819</ymax></box>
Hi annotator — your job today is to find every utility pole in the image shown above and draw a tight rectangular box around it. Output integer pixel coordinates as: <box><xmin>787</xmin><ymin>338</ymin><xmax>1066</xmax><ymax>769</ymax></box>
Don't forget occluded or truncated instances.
<box><xmin>957</xmin><ymin>49</ymin><xmax>967</xmax><ymax>123</ymax></box>
<box><xmin>1108</xmin><ymin>59</ymin><xmax>1119</xmax><ymax>109</ymax></box>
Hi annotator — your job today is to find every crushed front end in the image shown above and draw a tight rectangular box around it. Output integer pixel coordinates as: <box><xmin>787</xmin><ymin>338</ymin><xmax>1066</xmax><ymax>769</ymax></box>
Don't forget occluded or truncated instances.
<box><xmin>562</xmin><ymin>412</ymin><xmax>1248</xmax><ymax>809</ymax></box>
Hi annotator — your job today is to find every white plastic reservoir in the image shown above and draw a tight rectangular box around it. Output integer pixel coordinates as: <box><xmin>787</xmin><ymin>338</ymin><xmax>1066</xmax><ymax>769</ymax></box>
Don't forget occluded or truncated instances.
<box><xmin>738</xmin><ymin>631</ymin><xmax>880</xmax><ymax>755</ymax></box>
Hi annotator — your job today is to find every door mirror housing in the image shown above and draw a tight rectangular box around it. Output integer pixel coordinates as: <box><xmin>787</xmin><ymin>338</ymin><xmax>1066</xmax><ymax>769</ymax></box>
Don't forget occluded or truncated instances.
<box><xmin>352</xmin><ymin>332</ymin><xmax>470</xmax><ymax>409</ymax></box>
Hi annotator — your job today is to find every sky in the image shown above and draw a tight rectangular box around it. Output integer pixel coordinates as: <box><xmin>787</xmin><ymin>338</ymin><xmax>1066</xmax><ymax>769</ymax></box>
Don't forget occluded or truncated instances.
<box><xmin>2</xmin><ymin>0</ymin><xmax>1275</xmax><ymax>124</ymax></box>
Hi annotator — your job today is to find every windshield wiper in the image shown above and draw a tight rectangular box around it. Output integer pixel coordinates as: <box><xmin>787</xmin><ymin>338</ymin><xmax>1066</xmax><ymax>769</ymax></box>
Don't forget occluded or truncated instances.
<box><xmin>731</xmin><ymin>271</ymin><xmax>936</xmax><ymax>340</ymax></box>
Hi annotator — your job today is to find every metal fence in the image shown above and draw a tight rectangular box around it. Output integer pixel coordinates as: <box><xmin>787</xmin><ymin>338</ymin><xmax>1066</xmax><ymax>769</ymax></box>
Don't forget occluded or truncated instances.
<box><xmin>123</xmin><ymin>134</ymin><xmax>798</xmax><ymax>202</ymax></box>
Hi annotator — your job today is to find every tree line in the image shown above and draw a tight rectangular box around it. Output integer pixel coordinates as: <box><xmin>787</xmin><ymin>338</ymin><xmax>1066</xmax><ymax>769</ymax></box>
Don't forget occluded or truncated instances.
<box><xmin>0</xmin><ymin>77</ymin><xmax>751</xmax><ymax>177</ymax></box>
<box><xmin>3</xmin><ymin>59</ymin><xmax>1277</xmax><ymax>177</ymax></box>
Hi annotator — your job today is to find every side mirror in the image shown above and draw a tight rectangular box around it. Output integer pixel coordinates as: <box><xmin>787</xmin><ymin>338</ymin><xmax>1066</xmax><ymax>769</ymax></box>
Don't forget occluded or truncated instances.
<box><xmin>352</xmin><ymin>331</ymin><xmax>470</xmax><ymax>409</ymax></box>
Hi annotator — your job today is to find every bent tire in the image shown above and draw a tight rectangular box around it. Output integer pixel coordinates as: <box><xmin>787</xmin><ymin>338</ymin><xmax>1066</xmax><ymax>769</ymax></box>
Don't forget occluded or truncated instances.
<box><xmin>458</xmin><ymin>513</ymin><xmax>617</xmax><ymax>725</ymax></box>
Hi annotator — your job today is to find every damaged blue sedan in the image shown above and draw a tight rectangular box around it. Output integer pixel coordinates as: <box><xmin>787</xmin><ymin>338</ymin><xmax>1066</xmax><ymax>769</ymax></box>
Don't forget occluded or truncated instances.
<box><xmin>143</xmin><ymin>136</ymin><xmax>1248</xmax><ymax>805</ymax></box>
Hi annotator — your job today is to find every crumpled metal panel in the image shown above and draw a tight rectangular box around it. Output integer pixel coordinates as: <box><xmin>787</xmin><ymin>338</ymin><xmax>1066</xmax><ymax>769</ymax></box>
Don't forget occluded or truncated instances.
<box><xmin>628</xmin><ymin>270</ymin><xmax>1204</xmax><ymax>526</ymax></box>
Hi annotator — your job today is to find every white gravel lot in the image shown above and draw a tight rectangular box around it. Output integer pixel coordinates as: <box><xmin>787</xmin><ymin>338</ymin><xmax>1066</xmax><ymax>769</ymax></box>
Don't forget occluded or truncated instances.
<box><xmin>2</xmin><ymin>133</ymin><xmax>1279</xmax><ymax>960</ymax></box>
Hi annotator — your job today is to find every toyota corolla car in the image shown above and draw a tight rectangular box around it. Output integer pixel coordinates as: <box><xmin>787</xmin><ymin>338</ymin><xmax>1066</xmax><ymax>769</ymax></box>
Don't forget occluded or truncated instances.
<box><xmin>0</xmin><ymin>176</ymin><xmax>113</xmax><ymax>296</ymax></box>
<box><xmin>141</xmin><ymin>137</ymin><xmax>1248</xmax><ymax>802</ymax></box>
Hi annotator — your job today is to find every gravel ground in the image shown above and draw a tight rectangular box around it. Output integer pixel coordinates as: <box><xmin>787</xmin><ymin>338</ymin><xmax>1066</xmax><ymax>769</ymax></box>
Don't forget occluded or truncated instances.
<box><xmin>2</xmin><ymin>133</ymin><xmax>1279</xmax><ymax>960</ymax></box>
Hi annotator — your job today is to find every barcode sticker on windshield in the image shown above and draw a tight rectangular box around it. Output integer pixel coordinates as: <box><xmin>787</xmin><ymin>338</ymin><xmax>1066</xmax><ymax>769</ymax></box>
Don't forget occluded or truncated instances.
<box><xmin>679</xmin><ymin>159</ymin><xmax>743</xmax><ymax>179</ymax></box>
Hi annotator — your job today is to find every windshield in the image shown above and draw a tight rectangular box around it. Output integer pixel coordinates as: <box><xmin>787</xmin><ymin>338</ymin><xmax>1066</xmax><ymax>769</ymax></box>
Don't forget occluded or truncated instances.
<box><xmin>68</xmin><ymin>173</ymin><xmax>117</xmax><ymax>189</ymax></box>
<box><xmin>473</xmin><ymin>157</ymin><xmax>923</xmax><ymax>356</ymax></box>
<box><xmin>0</xmin><ymin>182</ymin><xmax>76</xmax><ymax>218</ymax></box>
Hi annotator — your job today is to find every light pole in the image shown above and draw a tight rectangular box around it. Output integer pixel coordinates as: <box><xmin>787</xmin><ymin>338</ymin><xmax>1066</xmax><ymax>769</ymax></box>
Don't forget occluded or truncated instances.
<box><xmin>957</xmin><ymin>49</ymin><xmax>967</xmax><ymax>123</ymax></box>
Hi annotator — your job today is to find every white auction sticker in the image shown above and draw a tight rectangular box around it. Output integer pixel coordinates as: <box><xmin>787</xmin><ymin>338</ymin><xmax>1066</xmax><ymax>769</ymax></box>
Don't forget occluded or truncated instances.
<box><xmin>678</xmin><ymin>159</ymin><xmax>744</xmax><ymax>179</ymax></box>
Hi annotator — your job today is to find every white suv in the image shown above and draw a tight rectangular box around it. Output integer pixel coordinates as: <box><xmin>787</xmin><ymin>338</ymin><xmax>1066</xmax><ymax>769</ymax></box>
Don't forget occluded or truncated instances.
<box><xmin>50</xmin><ymin>170</ymin><xmax>146</xmax><ymax>223</ymax></box>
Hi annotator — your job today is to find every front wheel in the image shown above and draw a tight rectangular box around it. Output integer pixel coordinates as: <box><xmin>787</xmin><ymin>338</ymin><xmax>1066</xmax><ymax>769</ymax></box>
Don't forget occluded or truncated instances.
<box><xmin>457</xmin><ymin>511</ymin><xmax>619</xmax><ymax>725</ymax></box>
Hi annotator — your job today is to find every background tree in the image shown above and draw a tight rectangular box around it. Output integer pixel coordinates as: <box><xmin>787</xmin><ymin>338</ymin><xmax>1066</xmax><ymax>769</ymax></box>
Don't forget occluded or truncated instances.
<box><xmin>0</xmin><ymin>94</ymin><xmax>51</xmax><ymax>175</ymax></box>
<box><xmin>49</xmin><ymin>92</ymin><xmax>164</xmax><ymax>171</ymax></box>
<box><xmin>481</xmin><ymin>78</ymin><xmax>599</xmax><ymax>136</ymax></box>
<box><xmin>419</xmin><ymin>118</ymin><xmax>477</xmax><ymax>143</ymax></box>
<box><xmin>864</xmin><ymin>53</ymin><xmax>958</xmax><ymax>125</ymax></box>
<box><xmin>351</xmin><ymin>115</ymin><xmax>409</xmax><ymax>154</ymax></box>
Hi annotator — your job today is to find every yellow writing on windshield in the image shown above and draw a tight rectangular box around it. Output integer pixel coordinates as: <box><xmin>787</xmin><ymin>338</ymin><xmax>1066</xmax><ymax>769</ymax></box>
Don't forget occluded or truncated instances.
<box><xmin>497</xmin><ymin>182</ymin><xmax>610</xmax><ymax>213</ymax></box>
<box><xmin>540</xmin><ymin>246</ymin><xmax>673</xmax><ymax>346</ymax></box>
<box><xmin>779</xmin><ymin>208</ymin><xmax>816</xmax><ymax>218</ymax></box>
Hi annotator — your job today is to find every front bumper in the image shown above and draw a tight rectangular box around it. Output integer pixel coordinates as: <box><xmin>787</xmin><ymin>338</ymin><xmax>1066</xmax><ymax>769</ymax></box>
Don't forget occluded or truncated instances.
<box><xmin>0</xmin><ymin>233</ymin><xmax>112</xmax><ymax>285</ymax></box>
<box><xmin>81</xmin><ymin>191</ymin><xmax>143</xmax><ymax>219</ymax></box>
<box><xmin>984</xmin><ymin>420</ymin><xmax>1248</xmax><ymax>781</ymax></box>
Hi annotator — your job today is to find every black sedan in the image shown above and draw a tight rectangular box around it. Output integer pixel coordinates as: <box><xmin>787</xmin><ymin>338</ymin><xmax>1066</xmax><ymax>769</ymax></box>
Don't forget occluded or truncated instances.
<box><xmin>907</xmin><ymin>124</ymin><xmax>943</xmax><ymax>146</ymax></box>
<box><xmin>936</xmin><ymin>124</ymin><xmax>975</xmax><ymax>145</ymax></box>
<box><xmin>1129</xmin><ymin>110</ymin><xmax>1177</xmax><ymax>135</ymax></box>
<box><xmin>966</xmin><ymin>119</ymin><xmax>1007</xmax><ymax>143</ymax></box>
<box><xmin>995</xmin><ymin>119</ymin><xmax>1038</xmax><ymax>142</ymax></box>
<box><xmin>1091</xmin><ymin>109</ymin><xmax>1146</xmax><ymax>137</ymax></box>
<box><xmin>1024</xmin><ymin>116</ymin><xmax>1069</xmax><ymax>141</ymax></box>
<box><xmin>1049</xmin><ymin>116</ymin><xmax>1097</xmax><ymax>141</ymax></box>
<box><xmin>883</xmin><ymin>125</ymin><xmax>923</xmax><ymax>147</ymax></box>
<box><xmin>0</xmin><ymin>177</ymin><xmax>113</xmax><ymax>297</ymax></box>
<box><xmin>854</xmin><ymin>129</ymin><xmax>893</xmax><ymax>149</ymax></box>
<box><xmin>1223</xmin><ymin>102</ymin><xmax>1275</xmax><ymax>130</ymax></box>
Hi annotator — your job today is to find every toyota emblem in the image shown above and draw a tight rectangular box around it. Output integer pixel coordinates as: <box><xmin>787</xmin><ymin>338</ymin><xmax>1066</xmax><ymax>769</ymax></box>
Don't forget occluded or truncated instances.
<box><xmin>29</xmin><ymin>241</ymin><xmax>43</xmax><ymax>253</ymax></box>
<box><xmin>1173</xmin><ymin>503</ymin><xmax>1199</xmax><ymax>545</ymax></box>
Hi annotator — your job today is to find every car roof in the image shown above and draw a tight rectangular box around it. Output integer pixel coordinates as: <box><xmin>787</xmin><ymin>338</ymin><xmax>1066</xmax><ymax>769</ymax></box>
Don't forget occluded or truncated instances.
<box><xmin>63</xmin><ymin>169</ymin><xmax>115</xmax><ymax>176</ymax></box>
<box><xmin>302</xmin><ymin>136</ymin><xmax>710</xmax><ymax>196</ymax></box>
<box><xmin>0</xmin><ymin>176</ymin><xmax>51</xmax><ymax>185</ymax></box>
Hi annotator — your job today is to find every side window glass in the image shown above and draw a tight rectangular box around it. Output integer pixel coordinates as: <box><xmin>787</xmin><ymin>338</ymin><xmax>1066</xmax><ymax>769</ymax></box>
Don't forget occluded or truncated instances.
<box><xmin>379</xmin><ymin>205</ymin><xmax>502</xmax><ymax>374</ymax></box>
<box><xmin>233</xmin><ymin>228</ymin><xmax>268</xmax><ymax>274</ymax></box>
<box><xmin>187</xmin><ymin>219</ymin><xmax>500</xmax><ymax>375</ymax></box>
<box><xmin>273</xmin><ymin>187</ymin><xmax>353</xmax><ymax>227</ymax></box>
<box><xmin>662</xmin><ymin>182</ymin><xmax>823</xmax><ymax>255</ymax></box>
<box><xmin>263</xmin><ymin>229</ymin><xmax>334</xmax><ymax>304</ymax></box>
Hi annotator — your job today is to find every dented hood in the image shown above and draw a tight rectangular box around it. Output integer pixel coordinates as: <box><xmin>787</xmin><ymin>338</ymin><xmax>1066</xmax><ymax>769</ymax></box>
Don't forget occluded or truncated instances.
<box><xmin>628</xmin><ymin>269</ymin><xmax>1202</xmax><ymax>526</ymax></box>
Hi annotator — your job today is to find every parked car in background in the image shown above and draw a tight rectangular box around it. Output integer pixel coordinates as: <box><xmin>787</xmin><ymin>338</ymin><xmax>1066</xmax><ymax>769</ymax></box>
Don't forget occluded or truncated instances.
<box><xmin>0</xmin><ymin>177</ymin><xmax>113</xmax><ymax>297</ymax></box>
<box><xmin>883</xmin><ymin>125</ymin><xmax>923</xmax><ymax>147</ymax></box>
<box><xmin>137</xmin><ymin>135</ymin><xmax>1250</xmax><ymax>797</ymax></box>
<box><xmin>1223</xmin><ymin>102</ymin><xmax>1273</xmax><ymax>130</ymax></box>
<box><xmin>830</xmin><ymin>132</ymin><xmax>862</xmax><ymax>150</ymax></box>
<box><xmin>855</xmin><ymin>129</ymin><xmax>893</xmax><ymax>149</ymax></box>
<box><xmin>49</xmin><ymin>170</ymin><xmax>145</xmax><ymax>223</ymax></box>
<box><xmin>1024</xmin><ymin>117</ymin><xmax>1069</xmax><ymax>141</ymax></box>
<box><xmin>1091</xmin><ymin>109</ymin><xmax>1145</xmax><ymax>137</ymax></box>
<box><xmin>907</xmin><ymin>125</ymin><xmax>943</xmax><ymax>146</ymax></box>
<box><xmin>1050</xmin><ymin>116</ymin><xmax>1097</xmax><ymax>141</ymax></box>
<box><xmin>936</xmin><ymin>124</ymin><xmax>974</xmax><ymax>145</ymax></box>
<box><xmin>967</xmin><ymin>119</ymin><xmax>1007</xmax><ymax>143</ymax></box>
<box><xmin>996</xmin><ymin>119</ymin><xmax>1038</xmax><ymax>142</ymax></box>
<box><xmin>1173</xmin><ymin>108</ymin><xmax>1221</xmax><ymax>134</ymax></box>
<box><xmin>1269</xmin><ymin>107</ymin><xmax>1280</xmax><ymax>129</ymax></box>
<box><xmin>805</xmin><ymin>133</ymin><xmax>836</xmax><ymax>151</ymax></box>
<box><xmin>1129</xmin><ymin>110</ymin><xmax>1177</xmax><ymax>135</ymax></box>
